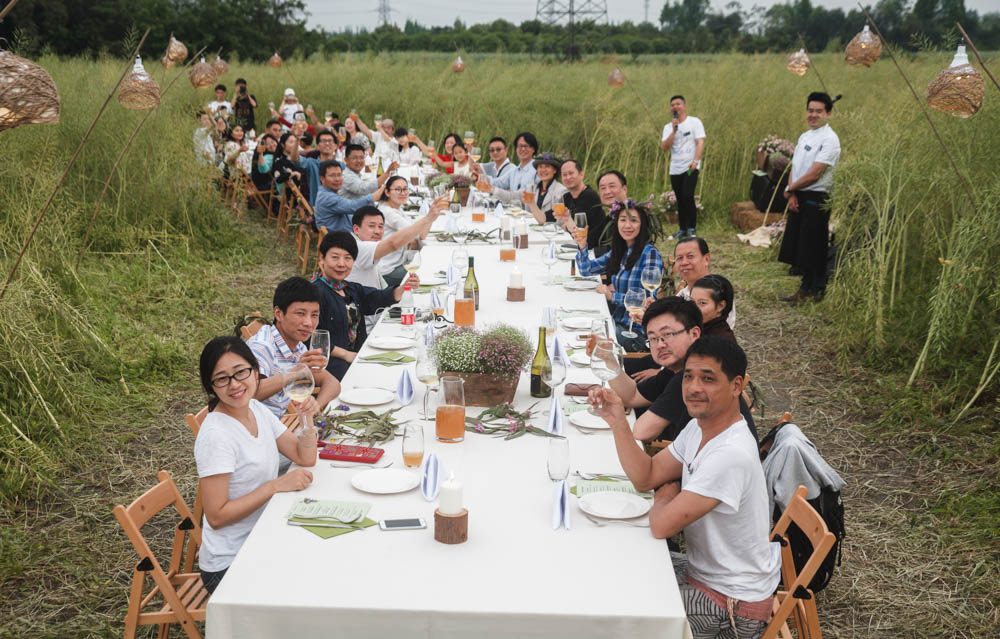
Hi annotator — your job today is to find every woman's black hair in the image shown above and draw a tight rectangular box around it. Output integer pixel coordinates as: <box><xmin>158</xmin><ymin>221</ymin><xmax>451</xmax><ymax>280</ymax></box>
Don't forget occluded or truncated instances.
<box><xmin>319</xmin><ymin>230</ymin><xmax>359</xmax><ymax>260</ymax></box>
<box><xmin>442</xmin><ymin>132</ymin><xmax>461</xmax><ymax>152</ymax></box>
<box><xmin>227</xmin><ymin>124</ymin><xmax>244</xmax><ymax>142</ymax></box>
<box><xmin>381</xmin><ymin>175</ymin><xmax>407</xmax><ymax>201</ymax></box>
<box><xmin>277</xmin><ymin>131</ymin><xmax>296</xmax><ymax>157</ymax></box>
<box><xmin>451</xmin><ymin>142</ymin><xmax>466</xmax><ymax>153</ymax></box>
<box><xmin>199</xmin><ymin>336</ymin><xmax>259</xmax><ymax>410</ymax></box>
<box><xmin>692</xmin><ymin>274</ymin><xmax>734</xmax><ymax>320</ymax></box>
<box><xmin>606</xmin><ymin>203</ymin><xmax>652</xmax><ymax>277</ymax></box>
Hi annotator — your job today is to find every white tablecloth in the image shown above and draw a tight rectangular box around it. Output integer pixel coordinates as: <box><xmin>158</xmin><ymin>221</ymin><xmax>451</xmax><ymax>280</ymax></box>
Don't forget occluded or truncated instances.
<box><xmin>206</xmin><ymin>209</ymin><xmax>691</xmax><ymax>639</ymax></box>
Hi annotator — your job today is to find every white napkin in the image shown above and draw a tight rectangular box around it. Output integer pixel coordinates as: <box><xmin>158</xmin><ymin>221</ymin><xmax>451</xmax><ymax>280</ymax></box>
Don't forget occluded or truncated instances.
<box><xmin>542</xmin><ymin>307</ymin><xmax>556</xmax><ymax>330</ymax></box>
<box><xmin>445</xmin><ymin>214</ymin><xmax>458</xmax><ymax>233</ymax></box>
<box><xmin>430</xmin><ymin>288</ymin><xmax>442</xmax><ymax>310</ymax></box>
<box><xmin>494</xmin><ymin>201</ymin><xmax>504</xmax><ymax>217</ymax></box>
<box><xmin>546</xmin><ymin>240</ymin><xmax>558</xmax><ymax>260</ymax></box>
<box><xmin>446</xmin><ymin>264</ymin><xmax>457</xmax><ymax>285</ymax></box>
<box><xmin>423</xmin><ymin>323</ymin><xmax>436</xmax><ymax>348</ymax></box>
<box><xmin>551</xmin><ymin>480</ymin><xmax>571</xmax><ymax>530</ymax></box>
<box><xmin>552</xmin><ymin>335</ymin><xmax>570</xmax><ymax>366</ymax></box>
<box><xmin>397</xmin><ymin>370</ymin><xmax>414</xmax><ymax>405</ymax></box>
<box><xmin>547</xmin><ymin>393</ymin><xmax>564</xmax><ymax>435</ymax></box>
<box><xmin>421</xmin><ymin>453</ymin><xmax>445</xmax><ymax>501</ymax></box>
<box><xmin>419</xmin><ymin>200</ymin><xmax>430</xmax><ymax>215</ymax></box>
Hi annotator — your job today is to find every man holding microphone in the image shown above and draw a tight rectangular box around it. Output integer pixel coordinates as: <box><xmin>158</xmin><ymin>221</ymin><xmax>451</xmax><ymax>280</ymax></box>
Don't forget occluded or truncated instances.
<box><xmin>660</xmin><ymin>95</ymin><xmax>706</xmax><ymax>240</ymax></box>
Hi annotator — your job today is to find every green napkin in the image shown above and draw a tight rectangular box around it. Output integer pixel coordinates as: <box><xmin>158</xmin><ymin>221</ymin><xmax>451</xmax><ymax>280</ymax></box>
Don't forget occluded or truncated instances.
<box><xmin>361</xmin><ymin>352</ymin><xmax>416</xmax><ymax>365</ymax></box>
<box><xmin>415</xmin><ymin>285</ymin><xmax>436</xmax><ymax>293</ymax></box>
<box><xmin>571</xmin><ymin>478</ymin><xmax>653</xmax><ymax>499</ymax></box>
<box><xmin>557</xmin><ymin>308</ymin><xmax>602</xmax><ymax>320</ymax></box>
<box><xmin>290</xmin><ymin>517</ymin><xmax>377</xmax><ymax>539</ymax></box>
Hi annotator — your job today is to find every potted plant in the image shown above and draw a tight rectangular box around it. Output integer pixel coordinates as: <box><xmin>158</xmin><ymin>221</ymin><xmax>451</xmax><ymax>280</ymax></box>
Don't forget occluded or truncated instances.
<box><xmin>431</xmin><ymin>324</ymin><xmax>532</xmax><ymax>406</ymax></box>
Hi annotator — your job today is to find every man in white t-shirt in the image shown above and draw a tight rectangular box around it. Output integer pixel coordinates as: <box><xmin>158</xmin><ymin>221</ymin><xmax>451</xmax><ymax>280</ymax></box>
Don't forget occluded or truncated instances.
<box><xmin>779</xmin><ymin>91</ymin><xmax>841</xmax><ymax>304</ymax></box>
<box><xmin>590</xmin><ymin>336</ymin><xmax>779</xmax><ymax>638</ymax></box>
<box><xmin>206</xmin><ymin>84</ymin><xmax>233</xmax><ymax>118</ymax></box>
<box><xmin>660</xmin><ymin>95</ymin><xmax>706</xmax><ymax>239</ymax></box>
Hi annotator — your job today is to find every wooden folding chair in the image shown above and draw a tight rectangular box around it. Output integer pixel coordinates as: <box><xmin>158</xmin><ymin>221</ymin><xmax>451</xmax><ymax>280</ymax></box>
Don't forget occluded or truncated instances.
<box><xmin>239</xmin><ymin>311</ymin><xmax>267</xmax><ymax>341</ymax></box>
<box><xmin>313</xmin><ymin>225</ymin><xmax>328</xmax><ymax>274</ymax></box>
<box><xmin>182</xmin><ymin>407</ymin><xmax>209</xmax><ymax>573</ymax></box>
<box><xmin>761</xmin><ymin>484</ymin><xmax>836</xmax><ymax>639</ymax></box>
<box><xmin>246</xmin><ymin>177</ymin><xmax>274</xmax><ymax>214</ymax></box>
<box><xmin>113</xmin><ymin>470</ymin><xmax>207</xmax><ymax>639</ymax></box>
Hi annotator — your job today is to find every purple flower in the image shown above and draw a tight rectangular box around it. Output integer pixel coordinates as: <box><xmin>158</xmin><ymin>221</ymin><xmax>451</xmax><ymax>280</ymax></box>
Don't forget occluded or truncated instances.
<box><xmin>474</xmin><ymin>424</ymin><xmax>485</xmax><ymax>433</ymax></box>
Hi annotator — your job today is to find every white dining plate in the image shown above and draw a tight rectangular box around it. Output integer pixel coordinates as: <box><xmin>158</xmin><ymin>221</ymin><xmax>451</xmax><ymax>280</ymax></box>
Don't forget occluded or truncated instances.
<box><xmin>561</xmin><ymin>316</ymin><xmax>593</xmax><ymax>330</ymax></box>
<box><xmin>367</xmin><ymin>336</ymin><xmax>416</xmax><ymax>350</ymax></box>
<box><xmin>420</xmin><ymin>275</ymin><xmax>446</xmax><ymax>286</ymax></box>
<box><xmin>564</xmin><ymin>280</ymin><xmax>599</xmax><ymax>291</ymax></box>
<box><xmin>351</xmin><ymin>468</ymin><xmax>421</xmax><ymax>495</ymax></box>
<box><xmin>557</xmin><ymin>251</ymin><xmax>578</xmax><ymax>260</ymax></box>
<box><xmin>578</xmin><ymin>491</ymin><xmax>651</xmax><ymax>519</ymax></box>
<box><xmin>569</xmin><ymin>411</ymin><xmax>611</xmax><ymax>430</ymax></box>
<box><xmin>339</xmin><ymin>388</ymin><xmax>395</xmax><ymax>406</ymax></box>
<box><xmin>570</xmin><ymin>352</ymin><xmax>591</xmax><ymax>366</ymax></box>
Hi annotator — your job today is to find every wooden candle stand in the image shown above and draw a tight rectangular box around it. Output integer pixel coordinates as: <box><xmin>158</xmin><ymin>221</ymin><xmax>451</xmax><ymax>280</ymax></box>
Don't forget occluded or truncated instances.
<box><xmin>434</xmin><ymin>508</ymin><xmax>468</xmax><ymax>544</ymax></box>
<box><xmin>506</xmin><ymin>286</ymin><xmax>525</xmax><ymax>302</ymax></box>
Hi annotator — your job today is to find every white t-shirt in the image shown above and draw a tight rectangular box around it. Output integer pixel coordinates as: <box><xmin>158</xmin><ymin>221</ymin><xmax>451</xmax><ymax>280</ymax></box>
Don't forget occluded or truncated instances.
<box><xmin>662</xmin><ymin>116</ymin><xmax>706</xmax><ymax>175</ymax></box>
<box><xmin>393</xmin><ymin>145</ymin><xmax>423</xmax><ymax>166</ymax></box>
<box><xmin>377</xmin><ymin>204</ymin><xmax>416</xmax><ymax>275</ymax></box>
<box><xmin>207</xmin><ymin>100</ymin><xmax>233</xmax><ymax>117</ymax></box>
<box><xmin>368</xmin><ymin>130</ymin><xmax>399</xmax><ymax>159</ymax></box>
<box><xmin>347</xmin><ymin>238</ymin><xmax>388</xmax><ymax>332</ymax></box>
<box><xmin>668</xmin><ymin>418</ymin><xmax>780</xmax><ymax>601</ymax></box>
<box><xmin>194</xmin><ymin>400</ymin><xmax>287</xmax><ymax>572</ymax></box>
<box><xmin>789</xmin><ymin>124</ymin><xmax>840</xmax><ymax>193</ymax></box>
<box><xmin>280</xmin><ymin>102</ymin><xmax>300</xmax><ymax>124</ymax></box>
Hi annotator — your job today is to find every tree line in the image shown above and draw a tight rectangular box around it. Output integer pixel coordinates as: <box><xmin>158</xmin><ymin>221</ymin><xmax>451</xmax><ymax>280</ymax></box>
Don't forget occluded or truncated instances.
<box><xmin>3</xmin><ymin>0</ymin><xmax>998</xmax><ymax>60</ymax></box>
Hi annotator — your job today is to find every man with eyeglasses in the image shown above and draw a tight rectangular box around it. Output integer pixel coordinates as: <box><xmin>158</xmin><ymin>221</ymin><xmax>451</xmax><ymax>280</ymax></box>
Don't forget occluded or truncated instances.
<box><xmin>476</xmin><ymin>137</ymin><xmax>512</xmax><ymax>180</ymax></box>
<box><xmin>298</xmin><ymin>130</ymin><xmax>343</xmax><ymax>209</ymax></box>
<box><xmin>599</xmin><ymin>296</ymin><xmax>755</xmax><ymax>444</ymax></box>
<box><xmin>482</xmin><ymin>131</ymin><xmax>538</xmax><ymax>201</ymax></box>
<box><xmin>340</xmin><ymin>144</ymin><xmax>398</xmax><ymax>200</ymax></box>
<box><xmin>314</xmin><ymin>161</ymin><xmax>386</xmax><ymax>233</ymax></box>
<box><xmin>377</xmin><ymin>179</ymin><xmax>432</xmax><ymax>287</ymax></box>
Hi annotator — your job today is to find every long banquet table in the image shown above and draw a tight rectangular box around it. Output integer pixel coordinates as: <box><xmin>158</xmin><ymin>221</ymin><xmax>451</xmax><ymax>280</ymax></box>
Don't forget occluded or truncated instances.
<box><xmin>206</xmin><ymin>202</ymin><xmax>691</xmax><ymax>638</ymax></box>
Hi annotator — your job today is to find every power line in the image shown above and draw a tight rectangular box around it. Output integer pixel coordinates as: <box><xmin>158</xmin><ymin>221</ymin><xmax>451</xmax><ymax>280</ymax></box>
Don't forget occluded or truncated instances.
<box><xmin>644</xmin><ymin>0</ymin><xmax>650</xmax><ymax>23</ymax></box>
<box><xmin>376</xmin><ymin>0</ymin><xmax>393</xmax><ymax>26</ymax></box>
<box><xmin>535</xmin><ymin>0</ymin><xmax>608</xmax><ymax>27</ymax></box>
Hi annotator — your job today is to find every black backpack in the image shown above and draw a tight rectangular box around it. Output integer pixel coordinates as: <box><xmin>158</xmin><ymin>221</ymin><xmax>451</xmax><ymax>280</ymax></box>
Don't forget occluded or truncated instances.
<box><xmin>759</xmin><ymin>422</ymin><xmax>845</xmax><ymax>593</ymax></box>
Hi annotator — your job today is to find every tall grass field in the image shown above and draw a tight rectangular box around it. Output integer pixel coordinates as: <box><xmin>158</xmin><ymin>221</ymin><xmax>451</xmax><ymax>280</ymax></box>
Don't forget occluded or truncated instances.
<box><xmin>0</xmin><ymin>50</ymin><xmax>998</xmax><ymax>637</ymax></box>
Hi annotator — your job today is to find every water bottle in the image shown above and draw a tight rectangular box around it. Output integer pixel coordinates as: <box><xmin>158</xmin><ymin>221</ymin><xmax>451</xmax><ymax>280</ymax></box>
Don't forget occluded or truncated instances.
<box><xmin>400</xmin><ymin>286</ymin><xmax>415</xmax><ymax>336</ymax></box>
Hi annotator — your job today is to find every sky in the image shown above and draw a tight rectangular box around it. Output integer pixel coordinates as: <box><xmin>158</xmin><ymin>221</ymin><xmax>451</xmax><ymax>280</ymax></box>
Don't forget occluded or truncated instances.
<box><xmin>301</xmin><ymin>0</ymin><xmax>998</xmax><ymax>32</ymax></box>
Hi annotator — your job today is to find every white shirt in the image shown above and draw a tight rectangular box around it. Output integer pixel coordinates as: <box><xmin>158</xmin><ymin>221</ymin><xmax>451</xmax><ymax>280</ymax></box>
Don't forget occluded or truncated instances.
<box><xmin>194</xmin><ymin>400</ymin><xmax>287</xmax><ymax>572</ymax></box>
<box><xmin>393</xmin><ymin>145</ymin><xmax>423</xmax><ymax>166</ymax></box>
<box><xmin>669</xmin><ymin>418</ymin><xmax>781</xmax><ymax>601</ymax></box>
<box><xmin>368</xmin><ymin>130</ymin><xmax>399</xmax><ymax>159</ymax></box>
<box><xmin>207</xmin><ymin>100</ymin><xmax>233</xmax><ymax>117</ymax></box>
<box><xmin>280</xmin><ymin>103</ymin><xmax>299</xmax><ymax>124</ymax></box>
<box><xmin>789</xmin><ymin>124</ymin><xmax>840</xmax><ymax>193</ymax></box>
<box><xmin>376</xmin><ymin>204</ymin><xmax>416</xmax><ymax>275</ymax></box>
<box><xmin>662</xmin><ymin>116</ymin><xmax>706</xmax><ymax>175</ymax></box>
<box><xmin>347</xmin><ymin>238</ymin><xmax>387</xmax><ymax>289</ymax></box>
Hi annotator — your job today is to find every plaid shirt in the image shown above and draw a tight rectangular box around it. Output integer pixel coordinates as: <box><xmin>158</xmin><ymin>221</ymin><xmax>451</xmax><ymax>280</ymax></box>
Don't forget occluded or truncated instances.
<box><xmin>575</xmin><ymin>242</ymin><xmax>664</xmax><ymax>334</ymax></box>
<box><xmin>247</xmin><ymin>324</ymin><xmax>307</xmax><ymax>418</ymax></box>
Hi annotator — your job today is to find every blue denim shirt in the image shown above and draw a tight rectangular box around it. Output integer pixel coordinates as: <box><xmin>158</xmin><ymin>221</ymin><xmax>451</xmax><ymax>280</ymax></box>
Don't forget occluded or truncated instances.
<box><xmin>314</xmin><ymin>186</ymin><xmax>374</xmax><ymax>233</ymax></box>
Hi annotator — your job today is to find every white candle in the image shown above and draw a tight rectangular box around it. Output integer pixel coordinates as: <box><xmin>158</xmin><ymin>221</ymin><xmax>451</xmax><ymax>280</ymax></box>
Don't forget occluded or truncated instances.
<box><xmin>516</xmin><ymin>221</ymin><xmax>528</xmax><ymax>235</ymax></box>
<box><xmin>509</xmin><ymin>268</ymin><xmax>523</xmax><ymax>289</ymax></box>
<box><xmin>439</xmin><ymin>472</ymin><xmax>463</xmax><ymax>515</ymax></box>
<box><xmin>500</xmin><ymin>215</ymin><xmax>511</xmax><ymax>230</ymax></box>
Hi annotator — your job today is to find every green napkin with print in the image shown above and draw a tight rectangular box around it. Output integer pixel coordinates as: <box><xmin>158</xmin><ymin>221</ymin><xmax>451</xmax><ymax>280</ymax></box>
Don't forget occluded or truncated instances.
<box><xmin>289</xmin><ymin>517</ymin><xmax>377</xmax><ymax>539</ymax></box>
<box><xmin>361</xmin><ymin>351</ymin><xmax>416</xmax><ymax>365</ymax></box>
<box><xmin>570</xmin><ymin>478</ymin><xmax>653</xmax><ymax>499</ymax></box>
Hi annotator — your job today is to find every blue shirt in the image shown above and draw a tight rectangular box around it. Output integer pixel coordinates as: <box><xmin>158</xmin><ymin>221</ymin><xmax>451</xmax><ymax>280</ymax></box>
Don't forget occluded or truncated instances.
<box><xmin>490</xmin><ymin>161</ymin><xmax>536</xmax><ymax>193</ymax></box>
<box><xmin>299</xmin><ymin>157</ymin><xmax>343</xmax><ymax>210</ymax></box>
<box><xmin>575</xmin><ymin>242</ymin><xmax>665</xmax><ymax>334</ymax></box>
<box><xmin>314</xmin><ymin>186</ymin><xmax>374</xmax><ymax>233</ymax></box>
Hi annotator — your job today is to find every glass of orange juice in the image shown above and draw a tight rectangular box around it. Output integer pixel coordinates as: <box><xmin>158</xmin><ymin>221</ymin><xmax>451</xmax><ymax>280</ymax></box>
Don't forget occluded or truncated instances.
<box><xmin>454</xmin><ymin>297</ymin><xmax>475</xmax><ymax>327</ymax></box>
<box><xmin>402</xmin><ymin>423</ymin><xmax>425</xmax><ymax>467</ymax></box>
<box><xmin>500</xmin><ymin>233</ymin><xmax>516</xmax><ymax>262</ymax></box>
<box><xmin>436</xmin><ymin>377</ymin><xmax>466</xmax><ymax>442</ymax></box>
<box><xmin>552</xmin><ymin>203</ymin><xmax>568</xmax><ymax>220</ymax></box>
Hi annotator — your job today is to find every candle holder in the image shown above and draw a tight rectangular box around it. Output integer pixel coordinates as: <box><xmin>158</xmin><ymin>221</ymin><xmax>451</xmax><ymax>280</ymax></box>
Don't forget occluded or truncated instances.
<box><xmin>434</xmin><ymin>508</ymin><xmax>468</xmax><ymax>544</ymax></box>
<box><xmin>507</xmin><ymin>286</ymin><xmax>526</xmax><ymax>302</ymax></box>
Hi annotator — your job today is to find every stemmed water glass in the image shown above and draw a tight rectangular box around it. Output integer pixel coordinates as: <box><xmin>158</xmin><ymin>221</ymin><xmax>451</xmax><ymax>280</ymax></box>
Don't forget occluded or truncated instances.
<box><xmin>589</xmin><ymin>340</ymin><xmax>622</xmax><ymax>412</ymax></box>
<box><xmin>541</xmin><ymin>222</ymin><xmax>559</xmax><ymax>241</ymax></box>
<box><xmin>454</xmin><ymin>223</ymin><xmax>470</xmax><ymax>246</ymax></box>
<box><xmin>541</xmin><ymin>242</ymin><xmax>558</xmax><ymax>284</ymax></box>
<box><xmin>415</xmin><ymin>345</ymin><xmax>440</xmax><ymax>420</ymax></box>
<box><xmin>452</xmin><ymin>247</ymin><xmax>469</xmax><ymax>277</ymax></box>
<box><xmin>542</xmin><ymin>352</ymin><xmax>567</xmax><ymax>399</ymax></box>
<box><xmin>621</xmin><ymin>288</ymin><xmax>646</xmax><ymax>339</ymax></box>
<box><xmin>283</xmin><ymin>363</ymin><xmax>316</xmax><ymax>431</ymax></box>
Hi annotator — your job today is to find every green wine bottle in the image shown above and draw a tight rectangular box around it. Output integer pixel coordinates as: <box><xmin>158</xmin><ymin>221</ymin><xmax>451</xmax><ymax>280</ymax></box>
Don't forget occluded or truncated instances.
<box><xmin>464</xmin><ymin>256</ymin><xmax>479</xmax><ymax>310</ymax></box>
<box><xmin>530</xmin><ymin>326</ymin><xmax>552</xmax><ymax>398</ymax></box>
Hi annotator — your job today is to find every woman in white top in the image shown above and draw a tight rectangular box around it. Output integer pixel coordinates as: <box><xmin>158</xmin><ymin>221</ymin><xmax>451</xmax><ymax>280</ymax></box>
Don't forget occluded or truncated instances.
<box><xmin>194</xmin><ymin>336</ymin><xmax>317</xmax><ymax>594</ymax></box>
<box><xmin>524</xmin><ymin>154</ymin><xmax>568</xmax><ymax>224</ymax></box>
<box><xmin>450</xmin><ymin>142</ymin><xmax>473</xmax><ymax>177</ymax></box>
<box><xmin>392</xmin><ymin>127</ymin><xmax>423</xmax><ymax>166</ymax></box>
<box><xmin>342</xmin><ymin>116</ymin><xmax>371</xmax><ymax>153</ymax></box>
<box><xmin>377</xmin><ymin>175</ymin><xmax>428</xmax><ymax>287</ymax></box>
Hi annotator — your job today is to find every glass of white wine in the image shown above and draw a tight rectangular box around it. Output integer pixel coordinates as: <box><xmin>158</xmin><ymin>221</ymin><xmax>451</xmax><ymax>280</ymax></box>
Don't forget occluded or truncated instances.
<box><xmin>641</xmin><ymin>265</ymin><xmax>663</xmax><ymax>300</ymax></box>
<box><xmin>622</xmin><ymin>288</ymin><xmax>646</xmax><ymax>339</ymax></box>
<box><xmin>541</xmin><ymin>242</ymin><xmax>558</xmax><ymax>284</ymax></box>
<box><xmin>415</xmin><ymin>345</ymin><xmax>440</xmax><ymax>420</ymax></box>
<box><xmin>405</xmin><ymin>251</ymin><xmax>422</xmax><ymax>275</ymax></box>
<box><xmin>589</xmin><ymin>340</ymin><xmax>621</xmax><ymax>412</ymax></box>
<box><xmin>283</xmin><ymin>363</ymin><xmax>315</xmax><ymax>431</ymax></box>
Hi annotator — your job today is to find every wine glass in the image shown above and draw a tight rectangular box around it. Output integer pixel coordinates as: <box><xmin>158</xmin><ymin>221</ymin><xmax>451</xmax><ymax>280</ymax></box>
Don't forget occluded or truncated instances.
<box><xmin>622</xmin><ymin>288</ymin><xmax>646</xmax><ymax>339</ymax></box>
<box><xmin>541</xmin><ymin>307</ymin><xmax>556</xmax><ymax>337</ymax></box>
<box><xmin>586</xmin><ymin>319</ymin><xmax>609</xmax><ymax>357</ymax></box>
<box><xmin>573</xmin><ymin>212</ymin><xmax>588</xmax><ymax>245</ymax></box>
<box><xmin>454</xmin><ymin>223</ymin><xmax>470</xmax><ymax>246</ymax></box>
<box><xmin>415</xmin><ymin>346</ymin><xmax>440</xmax><ymax>420</ymax></box>
<box><xmin>589</xmin><ymin>340</ymin><xmax>621</xmax><ymax>411</ymax></box>
<box><xmin>641</xmin><ymin>265</ymin><xmax>663</xmax><ymax>300</ymax></box>
<box><xmin>283</xmin><ymin>363</ymin><xmax>316</xmax><ymax>430</ymax></box>
<box><xmin>405</xmin><ymin>251</ymin><xmax>422</xmax><ymax>274</ymax></box>
<box><xmin>470</xmin><ymin>146</ymin><xmax>481</xmax><ymax>163</ymax></box>
<box><xmin>542</xmin><ymin>353</ymin><xmax>567</xmax><ymax>398</ymax></box>
<box><xmin>541</xmin><ymin>222</ymin><xmax>558</xmax><ymax>240</ymax></box>
<box><xmin>375</xmin><ymin>113</ymin><xmax>383</xmax><ymax>124</ymax></box>
<box><xmin>547</xmin><ymin>437</ymin><xmax>570</xmax><ymax>482</ymax></box>
<box><xmin>402</xmin><ymin>423</ymin><xmax>425</xmax><ymax>468</ymax></box>
<box><xmin>310</xmin><ymin>329</ymin><xmax>331</xmax><ymax>369</ymax></box>
<box><xmin>541</xmin><ymin>242</ymin><xmax>558</xmax><ymax>283</ymax></box>
<box><xmin>463</xmin><ymin>130</ymin><xmax>475</xmax><ymax>146</ymax></box>
<box><xmin>451</xmin><ymin>248</ymin><xmax>468</xmax><ymax>278</ymax></box>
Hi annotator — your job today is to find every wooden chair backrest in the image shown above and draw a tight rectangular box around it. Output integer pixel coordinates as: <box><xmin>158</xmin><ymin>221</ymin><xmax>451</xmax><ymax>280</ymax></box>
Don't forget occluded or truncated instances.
<box><xmin>185</xmin><ymin>406</ymin><xmax>209</xmax><ymax>437</ymax></box>
<box><xmin>313</xmin><ymin>225</ymin><xmax>328</xmax><ymax>273</ymax></box>
<box><xmin>240</xmin><ymin>311</ymin><xmax>266</xmax><ymax>340</ymax></box>
<box><xmin>183</xmin><ymin>406</ymin><xmax>208</xmax><ymax>572</ymax></box>
<box><xmin>761</xmin><ymin>485</ymin><xmax>837</xmax><ymax>639</ymax></box>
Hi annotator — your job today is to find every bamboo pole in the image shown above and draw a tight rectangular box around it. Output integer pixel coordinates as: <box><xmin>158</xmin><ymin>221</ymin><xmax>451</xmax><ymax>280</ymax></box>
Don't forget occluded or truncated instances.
<box><xmin>797</xmin><ymin>34</ymin><xmax>831</xmax><ymax>95</ymax></box>
<box><xmin>78</xmin><ymin>45</ymin><xmax>208</xmax><ymax>263</ymax></box>
<box><xmin>0</xmin><ymin>28</ymin><xmax>151</xmax><ymax>302</ymax></box>
<box><xmin>614</xmin><ymin>66</ymin><xmax>660</xmax><ymax>135</ymax></box>
<box><xmin>0</xmin><ymin>0</ymin><xmax>22</xmax><ymax>22</ymax></box>
<box><xmin>955</xmin><ymin>22</ymin><xmax>1000</xmax><ymax>93</ymax></box>
<box><xmin>857</xmin><ymin>5</ymin><xmax>977</xmax><ymax>214</ymax></box>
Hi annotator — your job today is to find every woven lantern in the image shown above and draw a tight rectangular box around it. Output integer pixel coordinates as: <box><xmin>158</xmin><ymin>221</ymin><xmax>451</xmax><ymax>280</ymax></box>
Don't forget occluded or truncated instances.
<box><xmin>845</xmin><ymin>24</ymin><xmax>881</xmax><ymax>67</ymax></box>
<box><xmin>118</xmin><ymin>56</ymin><xmax>161</xmax><ymax>110</ymax></box>
<box><xmin>189</xmin><ymin>57</ymin><xmax>217</xmax><ymax>89</ymax></box>
<box><xmin>166</xmin><ymin>35</ymin><xmax>188</xmax><ymax>64</ymax></box>
<box><xmin>450</xmin><ymin>55</ymin><xmax>465</xmax><ymax>73</ymax></box>
<box><xmin>608</xmin><ymin>67</ymin><xmax>625</xmax><ymax>87</ymax></box>
<box><xmin>0</xmin><ymin>50</ymin><xmax>60</xmax><ymax>133</ymax></box>
<box><xmin>926</xmin><ymin>45</ymin><xmax>985</xmax><ymax>119</ymax></box>
<box><xmin>786</xmin><ymin>49</ymin><xmax>811</xmax><ymax>76</ymax></box>
<box><xmin>212</xmin><ymin>55</ymin><xmax>228</xmax><ymax>76</ymax></box>
<box><xmin>268</xmin><ymin>52</ymin><xmax>283</xmax><ymax>68</ymax></box>
<box><xmin>161</xmin><ymin>54</ymin><xmax>174</xmax><ymax>68</ymax></box>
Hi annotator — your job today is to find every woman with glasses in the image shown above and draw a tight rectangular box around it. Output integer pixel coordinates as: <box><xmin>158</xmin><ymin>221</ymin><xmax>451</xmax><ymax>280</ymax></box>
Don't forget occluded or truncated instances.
<box><xmin>194</xmin><ymin>336</ymin><xmax>317</xmax><ymax>594</ymax></box>
<box><xmin>376</xmin><ymin>175</ymin><xmax>428</xmax><ymax>287</ymax></box>
<box><xmin>575</xmin><ymin>201</ymin><xmax>665</xmax><ymax>352</ymax></box>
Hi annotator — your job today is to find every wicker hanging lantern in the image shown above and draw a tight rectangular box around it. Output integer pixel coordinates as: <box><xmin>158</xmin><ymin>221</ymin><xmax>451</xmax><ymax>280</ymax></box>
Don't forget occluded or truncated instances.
<box><xmin>786</xmin><ymin>49</ymin><xmax>811</xmax><ymax>76</ymax></box>
<box><xmin>608</xmin><ymin>67</ymin><xmax>625</xmax><ymax>87</ymax></box>
<box><xmin>166</xmin><ymin>35</ymin><xmax>188</xmax><ymax>64</ymax></box>
<box><xmin>845</xmin><ymin>24</ymin><xmax>881</xmax><ymax>67</ymax></box>
<box><xmin>212</xmin><ymin>55</ymin><xmax>228</xmax><ymax>76</ymax></box>
<box><xmin>189</xmin><ymin>57</ymin><xmax>217</xmax><ymax>89</ymax></box>
<box><xmin>118</xmin><ymin>56</ymin><xmax>161</xmax><ymax>110</ymax></box>
<box><xmin>0</xmin><ymin>50</ymin><xmax>61</xmax><ymax>133</ymax></box>
<box><xmin>451</xmin><ymin>55</ymin><xmax>465</xmax><ymax>73</ymax></box>
<box><xmin>268</xmin><ymin>52</ymin><xmax>283</xmax><ymax>68</ymax></box>
<box><xmin>161</xmin><ymin>54</ymin><xmax>174</xmax><ymax>68</ymax></box>
<box><xmin>926</xmin><ymin>45</ymin><xmax>985</xmax><ymax>119</ymax></box>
